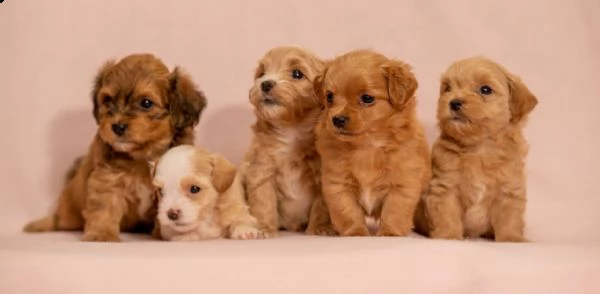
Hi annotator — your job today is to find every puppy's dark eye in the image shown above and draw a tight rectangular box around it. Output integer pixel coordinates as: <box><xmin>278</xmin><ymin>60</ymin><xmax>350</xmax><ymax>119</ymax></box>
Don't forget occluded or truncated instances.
<box><xmin>443</xmin><ymin>84</ymin><xmax>451</xmax><ymax>93</ymax></box>
<box><xmin>480</xmin><ymin>85</ymin><xmax>493</xmax><ymax>95</ymax></box>
<box><xmin>103</xmin><ymin>96</ymin><xmax>112</xmax><ymax>105</ymax></box>
<box><xmin>190</xmin><ymin>185</ymin><xmax>201</xmax><ymax>194</ymax></box>
<box><xmin>326</xmin><ymin>91</ymin><xmax>334</xmax><ymax>105</ymax></box>
<box><xmin>292</xmin><ymin>69</ymin><xmax>304</xmax><ymax>80</ymax></box>
<box><xmin>140</xmin><ymin>98</ymin><xmax>154</xmax><ymax>109</ymax></box>
<box><xmin>360</xmin><ymin>94</ymin><xmax>375</xmax><ymax>105</ymax></box>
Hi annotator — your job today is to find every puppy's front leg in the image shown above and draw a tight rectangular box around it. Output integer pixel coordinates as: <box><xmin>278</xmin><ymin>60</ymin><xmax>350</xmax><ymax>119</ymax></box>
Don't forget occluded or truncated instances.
<box><xmin>82</xmin><ymin>193</ymin><xmax>124</xmax><ymax>242</ymax></box>
<box><xmin>323</xmin><ymin>180</ymin><xmax>368</xmax><ymax>237</ymax></box>
<box><xmin>490</xmin><ymin>186</ymin><xmax>527</xmax><ymax>242</ymax></box>
<box><xmin>377</xmin><ymin>185</ymin><xmax>420</xmax><ymax>237</ymax></box>
<box><xmin>422</xmin><ymin>172</ymin><xmax>464</xmax><ymax>240</ymax></box>
<box><xmin>81</xmin><ymin>173</ymin><xmax>125</xmax><ymax>242</ymax></box>
<box><xmin>246</xmin><ymin>175</ymin><xmax>279</xmax><ymax>237</ymax></box>
<box><xmin>306</xmin><ymin>195</ymin><xmax>336</xmax><ymax>236</ymax></box>
<box><xmin>220</xmin><ymin>174</ymin><xmax>265</xmax><ymax>240</ymax></box>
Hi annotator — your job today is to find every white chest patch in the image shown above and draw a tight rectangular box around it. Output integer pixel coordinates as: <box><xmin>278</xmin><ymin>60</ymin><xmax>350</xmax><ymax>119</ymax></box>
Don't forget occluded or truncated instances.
<box><xmin>463</xmin><ymin>182</ymin><xmax>489</xmax><ymax>234</ymax></box>
<box><xmin>274</xmin><ymin>128</ymin><xmax>314</xmax><ymax>223</ymax></box>
<box><xmin>280</xmin><ymin>165</ymin><xmax>313</xmax><ymax>203</ymax></box>
<box><xmin>471</xmin><ymin>183</ymin><xmax>487</xmax><ymax>205</ymax></box>
<box><xmin>359</xmin><ymin>187</ymin><xmax>375</xmax><ymax>216</ymax></box>
<box><xmin>277</xmin><ymin>128</ymin><xmax>301</xmax><ymax>151</ymax></box>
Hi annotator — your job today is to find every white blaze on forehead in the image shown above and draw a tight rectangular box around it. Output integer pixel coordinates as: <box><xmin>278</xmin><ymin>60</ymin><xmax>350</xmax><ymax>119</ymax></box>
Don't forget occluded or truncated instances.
<box><xmin>154</xmin><ymin>145</ymin><xmax>199</xmax><ymax>230</ymax></box>
<box><xmin>155</xmin><ymin>145</ymin><xmax>197</xmax><ymax>183</ymax></box>
<box><xmin>154</xmin><ymin>145</ymin><xmax>197</xmax><ymax>210</ymax></box>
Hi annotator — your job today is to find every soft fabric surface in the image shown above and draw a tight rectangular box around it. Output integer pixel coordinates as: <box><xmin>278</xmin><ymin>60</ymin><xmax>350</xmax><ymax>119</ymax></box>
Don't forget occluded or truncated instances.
<box><xmin>1</xmin><ymin>233</ymin><xmax>599</xmax><ymax>294</ymax></box>
<box><xmin>1</xmin><ymin>0</ymin><xmax>599</xmax><ymax>293</ymax></box>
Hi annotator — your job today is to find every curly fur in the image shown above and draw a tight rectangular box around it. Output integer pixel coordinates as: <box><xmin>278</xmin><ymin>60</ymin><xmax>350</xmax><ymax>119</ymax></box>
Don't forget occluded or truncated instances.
<box><xmin>23</xmin><ymin>53</ymin><xmax>207</xmax><ymax>242</ymax></box>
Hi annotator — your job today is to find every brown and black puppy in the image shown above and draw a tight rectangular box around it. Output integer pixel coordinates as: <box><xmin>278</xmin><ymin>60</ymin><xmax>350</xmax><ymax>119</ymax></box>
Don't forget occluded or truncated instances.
<box><xmin>23</xmin><ymin>53</ymin><xmax>207</xmax><ymax>242</ymax></box>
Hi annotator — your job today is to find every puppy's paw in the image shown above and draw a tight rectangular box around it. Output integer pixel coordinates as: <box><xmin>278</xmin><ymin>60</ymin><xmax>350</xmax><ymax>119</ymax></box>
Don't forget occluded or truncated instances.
<box><xmin>260</xmin><ymin>229</ymin><xmax>279</xmax><ymax>239</ymax></box>
<box><xmin>495</xmin><ymin>234</ymin><xmax>528</xmax><ymax>243</ymax></box>
<box><xmin>306</xmin><ymin>224</ymin><xmax>338</xmax><ymax>236</ymax></box>
<box><xmin>430</xmin><ymin>230</ymin><xmax>464</xmax><ymax>241</ymax></box>
<box><xmin>376</xmin><ymin>229</ymin><xmax>409</xmax><ymax>237</ymax></box>
<box><xmin>375</xmin><ymin>224</ymin><xmax>412</xmax><ymax>237</ymax></box>
<box><xmin>340</xmin><ymin>226</ymin><xmax>370</xmax><ymax>237</ymax></box>
<box><xmin>23</xmin><ymin>217</ymin><xmax>54</xmax><ymax>233</ymax></box>
<box><xmin>230</xmin><ymin>224</ymin><xmax>265</xmax><ymax>240</ymax></box>
<box><xmin>82</xmin><ymin>231</ymin><xmax>121</xmax><ymax>242</ymax></box>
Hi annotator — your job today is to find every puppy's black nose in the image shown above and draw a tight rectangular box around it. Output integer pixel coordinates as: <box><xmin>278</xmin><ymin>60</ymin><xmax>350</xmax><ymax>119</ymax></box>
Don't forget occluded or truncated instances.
<box><xmin>449</xmin><ymin>99</ymin><xmax>463</xmax><ymax>111</ymax></box>
<box><xmin>332</xmin><ymin>116</ymin><xmax>349</xmax><ymax>129</ymax></box>
<box><xmin>167</xmin><ymin>209</ymin><xmax>180</xmax><ymax>221</ymax></box>
<box><xmin>261</xmin><ymin>80</ymin><xmax>275</xmax><ymax>93</ymax></box>
<box><xmin>111</xmin><ymin>123</ymin><xmax>128</xmax><ymax>136</ymax></box>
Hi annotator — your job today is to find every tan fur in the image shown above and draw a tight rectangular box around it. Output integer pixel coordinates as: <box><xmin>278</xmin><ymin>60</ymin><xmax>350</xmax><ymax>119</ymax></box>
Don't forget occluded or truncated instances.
<box><xmin>314</xmin><ymin>50</ymin><xmax>431</xmax><ymax>237</ymax></box>
<box><xmin>152</xmin><ymin>146</ymin><xmax>263</xmax><ymax>241</ymax></box>
<box><xmin>242</xmin><ymin>46</ymin><xmax>335</xmax><ymax>237</ymax></box>
<box><xmin>415</xmin><ymin>57</ymin><xmax>538</xmax><ymax>242</ymax></box>
<box><xmin>23</xmin><ymin>53</ymin><xmax>207</xmax><ymax>242</ymax></box>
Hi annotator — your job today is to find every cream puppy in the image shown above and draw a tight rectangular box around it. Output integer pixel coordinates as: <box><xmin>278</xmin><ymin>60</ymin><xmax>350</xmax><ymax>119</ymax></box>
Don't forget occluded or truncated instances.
<box><xmin>151</xmin><ymin>145</ymin><xmax>264</xmax><ymax>241</ymax></box>
<box><xmin>242</xmin><ymin>45</ymin><xmax>333</xmax><ymax>237</ymax></box>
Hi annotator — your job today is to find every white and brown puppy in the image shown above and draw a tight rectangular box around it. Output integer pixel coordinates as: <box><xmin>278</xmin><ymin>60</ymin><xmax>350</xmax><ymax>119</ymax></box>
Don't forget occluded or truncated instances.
<box><xmin>151</xmin><ymin>145</ymin><xmax>264</xmax><ymax>241</ymax></box>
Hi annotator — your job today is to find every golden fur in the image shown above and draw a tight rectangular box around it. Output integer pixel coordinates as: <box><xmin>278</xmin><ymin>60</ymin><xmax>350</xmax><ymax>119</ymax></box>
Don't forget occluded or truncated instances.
<box><xmin>415</xmin><ymin>57</ymin><xmax>538</xmax><ymax>242</ymax></box>
<box><xmin>150</xmin><ymin>145</ymin><xmax>263</xmax><ymax>241</ymax></box>
<box><xmin>314</xmin><ymin>50</ymin><xmax>431</xmax><ymax>236</ymax></box>
<box><xmin>23</xmin><ymin>53</ymin><xmax>207</xmax><ymax>242</ymax></box>
<box><xmin>242</xmin><ymin>45</ymin><xmax>335</xmax><ymax>237</ymax></box>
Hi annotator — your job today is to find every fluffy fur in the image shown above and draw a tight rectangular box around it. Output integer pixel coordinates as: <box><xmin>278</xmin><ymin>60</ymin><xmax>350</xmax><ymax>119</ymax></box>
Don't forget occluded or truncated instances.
<box><xmin>414</xmin><ymin>57</ymin><xmax>538</xmax><ymax>242</ymax></box>
<box><xmin>242</xmin><ymin>45</ymin><xmax>334</xmax><ymax>237</ymax></box>
<box><xmin>23</xmin><ymin>53</ymin><xmax>207</xmax><ymax>242</ymax></box>
<box><xmin>314</xmin><ymin>49</ymin><xmax>431</xmax><ymax>236</ymax></box>
<box><xmin>150</xmin><ymin>145</ymin><xmax>263</xmax><ymax>241</ymax></box>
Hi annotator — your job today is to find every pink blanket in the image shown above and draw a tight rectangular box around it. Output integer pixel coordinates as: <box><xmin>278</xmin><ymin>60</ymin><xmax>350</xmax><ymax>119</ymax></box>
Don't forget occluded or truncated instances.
<box><xmin>1</xmin><ymin>0</ymin><xmax>599</xmax><ymax>293</ymax></box>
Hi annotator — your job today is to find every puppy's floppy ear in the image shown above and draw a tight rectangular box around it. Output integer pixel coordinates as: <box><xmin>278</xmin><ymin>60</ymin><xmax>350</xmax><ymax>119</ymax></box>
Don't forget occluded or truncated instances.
<box><xmin>382</xmin><ymin>59</ymin><xmax>418</xmax><ymax>109</ymax></box>
<box><xmin>168</xmin><ymin>67</ymin><xmax>208</xmax><ymax>131</ymax></box>
<box><xmin>507</xmin><ymin>74</ymin><xmax>538</xmax><ymax>124</ymax></box>
<box><xmin>313</xmin><ymin>66</ymin><xmax>328</xmax><ymax>107</ymax></box>
<box><xmin>253</xmin><ymin>63</ymin><xmax>265</xmax><ymax>80</ymax></box>
<box><xmin>91</xmin><ymin>59</ymin><xmax>116</xmax><ymax>123</ymax></box>
<box><xmin>209</xmin><ymin>154</ymin><xmax>237</xmax><ymax>194</ymax></box>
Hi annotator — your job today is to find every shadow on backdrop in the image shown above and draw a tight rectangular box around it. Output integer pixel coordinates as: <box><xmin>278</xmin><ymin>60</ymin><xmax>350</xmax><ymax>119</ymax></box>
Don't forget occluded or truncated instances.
<box><xmin>46</xmin><ymin>108</ymin><xmax>96</xmax><ymax>204</ymax></box>
<box><xmin>199</xmin><ymin>105</ymin><xmax>255</xmax><ymax>166</ymax></box>
<box><xmin>423</xmin><ymin>120</ymin><xmax>439</xmax><ymax>147</ymax></box>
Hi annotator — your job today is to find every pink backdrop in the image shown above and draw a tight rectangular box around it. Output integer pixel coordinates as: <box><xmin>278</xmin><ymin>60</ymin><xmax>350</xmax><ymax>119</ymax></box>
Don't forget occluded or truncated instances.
<box><xmin>1</xmin><ymin>1</ymin><xmax>599</xmax><ymax>293</ymax></box>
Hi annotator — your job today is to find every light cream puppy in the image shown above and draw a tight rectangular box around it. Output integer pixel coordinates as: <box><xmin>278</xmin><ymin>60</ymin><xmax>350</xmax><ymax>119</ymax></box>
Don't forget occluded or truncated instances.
<box><xmin>151</xmin><ymin>145</ymin><xmax>264</xmax><ymax>241</ymax></box>
<box><xmin>243</xmin><ymin>45</ymin><xmax>333</xmax><ymax>237</ymax></box>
